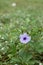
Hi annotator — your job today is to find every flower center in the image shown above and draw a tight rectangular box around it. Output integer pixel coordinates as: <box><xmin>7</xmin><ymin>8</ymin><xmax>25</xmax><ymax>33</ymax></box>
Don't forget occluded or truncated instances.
<box><xmin>23</xmin><ymin>37</ymin><xmax>27</xmax><ymax>40</ymax></box>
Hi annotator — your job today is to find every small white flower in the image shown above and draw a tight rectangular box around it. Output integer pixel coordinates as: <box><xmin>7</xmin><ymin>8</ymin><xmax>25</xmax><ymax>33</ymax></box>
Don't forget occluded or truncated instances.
<box><xmin>39</xmin><ymin>63</ymin><xmax>42</xmax><ymax>65</ymax></box>
<box><xmin>12</xmin><ymin>3</ymin><xmax>16</xmax><ymax>7</ymax></box>
<box><xmin>5</xmin><ymin>41</ymin><xmax>8</xmax><ymax>43</ymax></box>
<box><xmin>1</xmin><ymin>37</ymin><xmax>4</xmax><ymax>39</ymax></box>
<box><xmin>1</xmin><ymin>47</ymin><xmax>5</xmax><ymax>50</ymax></box>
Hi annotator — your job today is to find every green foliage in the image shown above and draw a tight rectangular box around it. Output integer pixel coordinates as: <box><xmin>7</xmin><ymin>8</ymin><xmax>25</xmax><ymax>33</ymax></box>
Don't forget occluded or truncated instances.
<box><xmin>0</xmin><ymin>0</ymin><xmax>43</xmax><ymax>65</ymax></box>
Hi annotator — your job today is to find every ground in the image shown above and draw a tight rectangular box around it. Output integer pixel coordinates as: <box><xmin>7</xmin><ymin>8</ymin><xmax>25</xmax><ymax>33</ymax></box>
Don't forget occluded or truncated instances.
<box><xmin>0</xmin><ymin>0</ymin><xmax>43</xmax><ymax>65</ymax></box>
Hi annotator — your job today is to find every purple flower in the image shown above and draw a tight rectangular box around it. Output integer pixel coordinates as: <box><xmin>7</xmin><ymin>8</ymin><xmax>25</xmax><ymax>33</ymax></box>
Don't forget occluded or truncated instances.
<box><xmin>20</xmin><ymin>33</ymin><xmax>31</xmax><ymax>44</ymax></box>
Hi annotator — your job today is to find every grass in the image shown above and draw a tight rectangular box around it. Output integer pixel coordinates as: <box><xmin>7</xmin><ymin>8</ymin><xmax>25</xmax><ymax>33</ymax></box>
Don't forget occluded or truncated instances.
<box><xmin>0</xmin><ymin>0</ymin><xmax>43</xmax><ymax>65</ymax></box>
